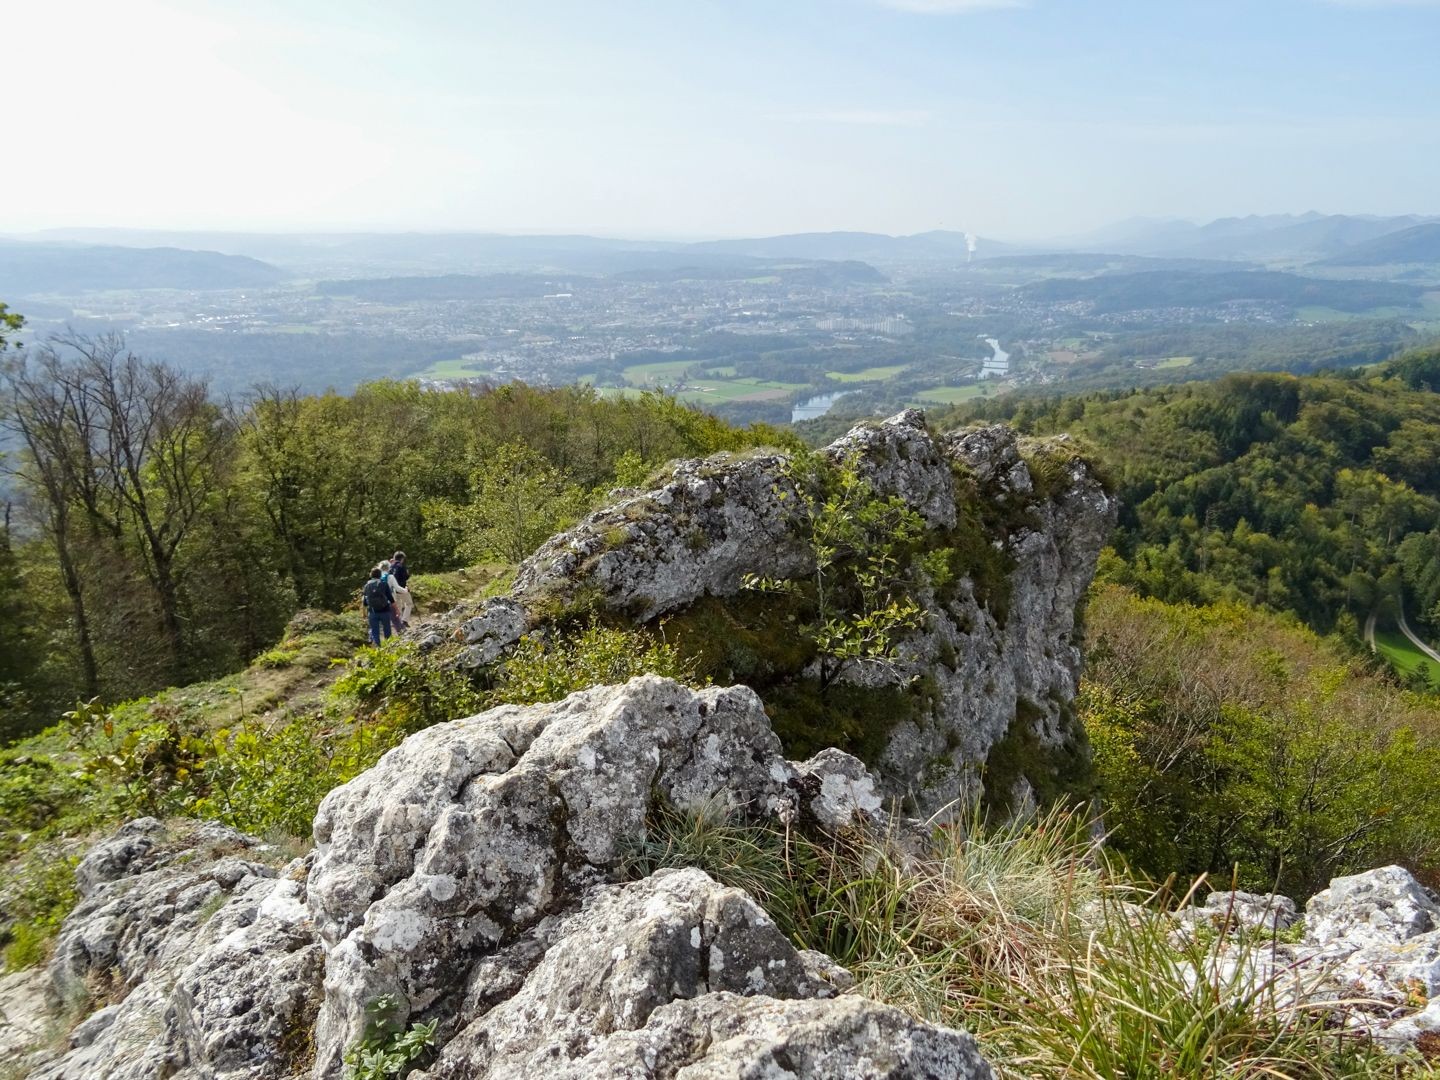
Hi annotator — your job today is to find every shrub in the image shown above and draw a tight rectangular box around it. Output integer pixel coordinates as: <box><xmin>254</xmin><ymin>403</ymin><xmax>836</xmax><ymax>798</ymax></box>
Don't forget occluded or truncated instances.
<box><xmin>332</xmin><ymin>642</ymin><xmax>486</xmax><ymax>734</ymax></box>
<box><xmin>491</xmin><ymin>622</ymin><xmax>703</xmax><ymax>706</ymax></box>
<box><xmin>195</xmin><ymin>714</ymin><xmax>345</xmax><ymax>837</ymax></box>
<box><xmin>342</xmin><ymin>994</ymin><xmax>437</xmax><ymax>1080</ymax></box>
<box><xmin>1085</xmin><ymin>584</ymin><xmax>1440</xmax><ymax>895</ymax></box>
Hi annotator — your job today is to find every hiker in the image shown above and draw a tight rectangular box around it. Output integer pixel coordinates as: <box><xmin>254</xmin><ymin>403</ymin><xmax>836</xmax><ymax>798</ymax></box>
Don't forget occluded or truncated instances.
<box><xmin>390</xmin><ymin>551</ymin><xmax>410</xmax><ymax>589</ymax></box>
<box><xmin>380</xmin><ymin>558</ymin><xmax>414</xmax><ymax>631</ymax></box>
<box><xmin>362</xmin><ymin>566</ymin><xmax>394</xmax><ymax>645</ymax></box>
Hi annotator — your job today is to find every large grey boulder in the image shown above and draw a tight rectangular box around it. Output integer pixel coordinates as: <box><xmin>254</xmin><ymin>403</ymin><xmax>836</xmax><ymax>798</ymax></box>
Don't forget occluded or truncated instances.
<box><xmin>416</xmin><ymin>868</ymin><xmax>897</xmax><ymax>1079</ymax></box>
<box><xmin>29</xmin><ymin>819</ymin><xmax>323</xmax><ymax>1080</ymax></box>
<box><xmin>537</xmin><ymin>992</ymin><xmax>992</xmax><ymax>1079</ymax></box>
<box><xmin>21</xmin><ymin>673</ymin><xmax>992</xmax><ymax>1080</ymax></box>
<box><xmin>1304</xmin><ymin>865</ymin><xmax>1440</xmax><ymax>948</ymax></box>
<box><xmin>307</xmin><ymin>676</ymin><xmax>847</xmax><ymax>1074</ymax></box>
<box><xmin>1174</xmin><ymin>866</ymin><xmax>1440</xmax><ymax>1053</ymax></box>
<box><xmin>1175</xmin><ymin>890</ymin><xmax>1298</xmax><ymax>937</ymax></box>
<box><xmin>423</xmin><ymin>412</ymin><xmax>1116</xmax><ymax>817</ymax></box>
<box><xmin>1298</xmin><ymin>867</ymin><xmax>1440</xmax><ymax>1020</ymax></box>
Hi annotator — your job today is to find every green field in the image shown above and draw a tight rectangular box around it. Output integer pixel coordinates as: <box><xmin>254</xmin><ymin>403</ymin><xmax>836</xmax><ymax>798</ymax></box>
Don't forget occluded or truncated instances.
<box><xmin>596</xmin><ymin>386</ymin><xmax>651</xmax><ymax>400</ymax></box>
<box><xmin>1373</xmin><ymin>629</ymin><xmax>1440</xmax><ymax>686</ymax></box>
<box><xmin>674</xmin><ymin>376</ymin><xmax>807</xmax><ymax>404</ymax></box>
<box><xmin>914</xmin><ymin>383</ymin><xmax>991</xmax><ymax>405</ymax></box>
<box><xmin>826</xmin><ymin>364</ymin><xmax>908</xmax><ymax>383</ymax></box>
<box><xmin>416</xmin><ymin>356</ymin><xmax>495</xmax><ymax>380</ymax></box>
<box><xmin>1155</xmin><ymin>355</ymin><xmax>1196</xmax><ymax>369</ymax></box>
<box><xmin>622</xmin><ymin>359</ymin><xmax>695</xmax><ymax>385</ymax></box>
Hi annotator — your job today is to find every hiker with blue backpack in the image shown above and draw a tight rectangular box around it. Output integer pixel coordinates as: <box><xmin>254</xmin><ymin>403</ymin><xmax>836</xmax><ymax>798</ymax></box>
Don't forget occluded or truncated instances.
<box><xmin>362</xmin><ymin>566</ymin><xmax>395</xmax><ymax>645</ymax></box>
<box><xmin>379</xmin><ymin>558</ymin><xmax>414</xmax><ymax>632</ymax></box>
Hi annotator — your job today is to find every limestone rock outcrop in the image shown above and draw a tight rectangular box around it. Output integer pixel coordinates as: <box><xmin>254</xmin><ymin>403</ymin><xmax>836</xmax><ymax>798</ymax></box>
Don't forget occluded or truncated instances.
<box><xmin>306</xmin><ymin>677</ymin><xmax>803</xmax><ymax>1072</ymax></box>
<box><xmin>412</xmin><ymin>868</ymin><xmax>989</xmax><ymax>1079</ymax></box>
<box><xmin>1179</xmin><ymin>864</ymin><xmax>1440</xmax><ymax>1049</ymax></box>
<box><xmin>432</xmin><ymin>411</ymin><xmax>1117</xmax><ymax>815</ymax></box>
<box><xmin>28</xmin><ymin>817</ymin><xmax>323</xmax><ymax>1080</ymax></box>
<box><xmin>18</xmin><ymin>678</ymin><xmax>987</xmax><ymax>1079</ymax></box>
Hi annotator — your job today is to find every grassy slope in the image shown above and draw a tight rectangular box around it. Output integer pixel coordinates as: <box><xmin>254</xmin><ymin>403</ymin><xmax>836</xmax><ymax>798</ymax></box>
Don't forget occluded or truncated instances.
<box><xmin>1374</xmin><ymin>627</ymin><xmax>1440</xmax><ymax>686</ymax></box>
<box><xmin>0</xmin><ymin>565</ymin><xmax>511</xmax><ymax>968</ymax></box>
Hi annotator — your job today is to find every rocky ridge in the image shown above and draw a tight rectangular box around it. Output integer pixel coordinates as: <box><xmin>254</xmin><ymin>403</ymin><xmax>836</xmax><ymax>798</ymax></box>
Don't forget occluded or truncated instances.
<box><xmin>1179</xmin><ymin>868</ymin><xmax>1440</xmax><ymax>1049</ymax></box>
<box><xmin>18</xmin><ymin>678</ymin><xmax>992</xmax><ymax>1079</ymax></box>
<box><xmin>429</xmin><ymin>410</ymin><xmax>1118</xmax><ymax>816</ymax></box>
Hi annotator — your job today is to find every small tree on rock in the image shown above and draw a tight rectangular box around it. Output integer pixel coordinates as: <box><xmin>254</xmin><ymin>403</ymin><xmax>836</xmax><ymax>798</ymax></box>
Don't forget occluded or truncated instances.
<box><xmin>745</xmin><ymin>450</ymin><xmax>928</xmax><ymax>693</ymax></box>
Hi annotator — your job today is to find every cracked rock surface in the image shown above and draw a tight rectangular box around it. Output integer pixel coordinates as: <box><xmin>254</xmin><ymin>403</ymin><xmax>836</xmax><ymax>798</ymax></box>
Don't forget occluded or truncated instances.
<box><xmin>19</xmin><ymin>677</ymin><xmax>988</xmax><ymax>1079</ymax></box>
<box><xmin>26</xmin><ymin>818</ymin><xmax>322</xmax><ymax>1080</ymax></box>
<box><xmin>424</xmin><ymin>411</ymin><xmax>1117</xmax><ymax>816</ymax></box>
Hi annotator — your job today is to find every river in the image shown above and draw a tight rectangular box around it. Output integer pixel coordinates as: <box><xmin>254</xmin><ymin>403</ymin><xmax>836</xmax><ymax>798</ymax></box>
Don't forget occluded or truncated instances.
<box><xmin>791</xmin><ymin>391</ymin><xmax>851</xmax><ymax>423</ymax></box>
<box><xmin>981</xmin><ymin>337</ymin><xmax>1010</xmax><ymax>376</ymax></box>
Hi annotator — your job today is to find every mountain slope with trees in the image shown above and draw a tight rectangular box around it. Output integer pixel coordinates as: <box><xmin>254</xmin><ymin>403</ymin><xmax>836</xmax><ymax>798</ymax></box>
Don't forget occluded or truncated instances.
<box><xmin>0</xmin><ymin>329</ymin><xmax>795</xmax><ymax>741</ymax></box>
<box><xmin>935</xmin><ymin>347</ymin><xmax>1440</xmax><ymax>673</ymax></box>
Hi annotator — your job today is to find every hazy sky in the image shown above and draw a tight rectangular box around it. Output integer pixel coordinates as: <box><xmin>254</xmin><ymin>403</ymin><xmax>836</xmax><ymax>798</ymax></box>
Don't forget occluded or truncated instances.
<box><xmin>6</xmin><ymin>0</ymin><xmax>1439</xmax><ymax>239</ymax></box>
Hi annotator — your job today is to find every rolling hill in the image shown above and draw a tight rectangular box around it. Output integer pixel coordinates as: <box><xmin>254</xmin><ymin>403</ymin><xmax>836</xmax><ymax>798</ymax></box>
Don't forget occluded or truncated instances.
<box><xmin>1318</xmin><ymin>223</ymin><xmax>1440</xmax><ymax>266</ymax></box>
<box><xmin>0</xmin><ymin>240</ymin><xmax>286</xmax><ymax>295</ymax></box>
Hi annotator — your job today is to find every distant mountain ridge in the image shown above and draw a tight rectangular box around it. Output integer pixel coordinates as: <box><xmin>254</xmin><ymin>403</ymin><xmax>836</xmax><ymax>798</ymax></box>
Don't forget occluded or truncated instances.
<box><xmin>10</xmin><ymin>213</ymin><xmax>1440</xmax><ymax>286</ymax></box>
<box><xmin>0</xmin><ymin>239</ymin><xmax>285</xmax><ymax>295</ymax></box>
<box><xmin>1020</xmin><ymin>269</ymin><xmax>1423</xmax><ymax>313</ymax></box>
<box><xmin>1062</xmin><ymin>213</ymin><xmax>1440</xmax><ymax>263</ymax></box>
<box><xmin>1318</xmin><ymin>223</ymin><xmax>1440</xmax><ymax>266</ymax></box>
<box><xmin>13</xmin><ymin>227</ymin><xmax>1015</xmax><ymax>274</ymax></box>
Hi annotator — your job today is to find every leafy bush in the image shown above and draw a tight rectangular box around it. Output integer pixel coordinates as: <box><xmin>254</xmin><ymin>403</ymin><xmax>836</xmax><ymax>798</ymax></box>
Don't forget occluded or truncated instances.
<box><xmin>1085</xmin><ymin>584</ymin><xmax>1440</xmax><ymax>896</ymax></box>
<box><xmin>491</xmin><ymin>622</ymin><xmax>703</xmax><ymax>705</ymax></box>
<box><xmin>195</xmin><ymin>715</ymin><xmax>347</xmax><ymax>837</ymax></box>
<box><xmin>332</xmin><ymin>642</ymin><xmax>486</xmax><ymax>734</ymax></box>
<box><xmin>743</xmin><ymin>449</ymin><xmax>927</xmax><ymax>692</ymax></box>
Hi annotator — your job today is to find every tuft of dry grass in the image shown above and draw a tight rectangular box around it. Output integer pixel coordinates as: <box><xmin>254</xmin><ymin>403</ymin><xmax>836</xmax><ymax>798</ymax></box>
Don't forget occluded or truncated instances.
<box><xmin>629</xmin><ymin>802</ymin><xmax>1424</xmax><ymax>1078</ymax></box>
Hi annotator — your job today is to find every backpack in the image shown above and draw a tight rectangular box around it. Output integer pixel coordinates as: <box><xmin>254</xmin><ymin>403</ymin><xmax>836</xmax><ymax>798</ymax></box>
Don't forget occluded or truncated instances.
<box><xmin>363</xmin><ymin>578</ymin><xmax>391</xmax><ymax>611</ymax></box>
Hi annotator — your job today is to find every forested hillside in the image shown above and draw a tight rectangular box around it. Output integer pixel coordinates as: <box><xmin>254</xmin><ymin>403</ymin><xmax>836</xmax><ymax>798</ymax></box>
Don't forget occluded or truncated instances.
<box><xmin>0</xmin><ymin>332</ymin><xmax>794</xmax><ymax>741</ymax></box>
<box><xmin>936</xmin><ymin>345</ymin><xmax>1440</xmax><ymax>683</ymax></box>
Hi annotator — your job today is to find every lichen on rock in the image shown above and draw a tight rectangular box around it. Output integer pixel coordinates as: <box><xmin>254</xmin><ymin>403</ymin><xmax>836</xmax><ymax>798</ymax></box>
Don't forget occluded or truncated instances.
<box><xmin>421</xmin><ymin>410</ymin><xmax>1117</xmax><ymax>816</ymax></box>
<box><xmin>19</xmin><ymin>675</ymin><xmax>988</xmax><ymax>1079</ymax></box>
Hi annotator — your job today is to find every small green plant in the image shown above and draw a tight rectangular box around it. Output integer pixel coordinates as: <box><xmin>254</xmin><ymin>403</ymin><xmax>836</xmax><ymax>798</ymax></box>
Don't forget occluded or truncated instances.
<box><xmin>73</xmin><ymin>704</ymin><xmax>214</xmax><ymax>819</ymax></box>
<box><xmin>601</xmin><ymin>524</ymin><xmax>631</xmax><ymax>550</ymax></box>
<box><xmin>342</xmin><ymin>994</ymin><xmax>437</xmax><ymax>1079</ymax></box>
<box><xmin>744</xmin><ymin>450</ymin><xmax>928</xmax><ymax>692</ymax></box>
<box><xmin>254</xmin><ymin>647</ymin><xmax>301</xmax><ymax>669</ymax></box>
<box><xmin>197</xmin><ymin>891</ymin><xmax>230</xmax><ymax>924</ymax></box>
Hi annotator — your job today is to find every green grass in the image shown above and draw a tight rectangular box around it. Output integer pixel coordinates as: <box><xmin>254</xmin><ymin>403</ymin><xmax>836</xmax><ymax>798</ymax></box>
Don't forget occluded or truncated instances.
<box><xmin>915</xmin><ymin>383</ymin><xmax>990</xmax><ymax>404</ymax></box>
<box><xmin>1373</xmin><ymin>628</ymin><xmax>1440</xmax><ymax>686</ymax></box>
<box><xmin>625</xmin><ymin>804</ymin><xmax>1410</xmax><ymax>1077</ymax></box>
<box><xmin>1296</xmin><ymin>303</ymin><xmax>1435</xmax><ymax>323</ymax></box>
<box><xmin>673</xmin><ymin>377</ymin><xmax>807</xmax><ymax>404</ymax></box>
<box><xmin>622</xmin><ymin>359</ymin><xmax>695</xmax><ymax>385</ymax></box>
<box><xmin>617</xmin><ymin>360</ymin><xmax>806</xmax><ymax>402</ymax></box>
<box><xmin>413</xmin><ymin>356</ymin><xmax>495</xmax><ymax>380</ymax></box>
<box><xmin>826</xmin><ymin>364</ymin><xmax>908</xmax><ymax>383</ymax></box>
<box><xmin>1155</xmin><ymin>355</ymin><xmax>1197</xmax><ymax>369</ymax></box>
